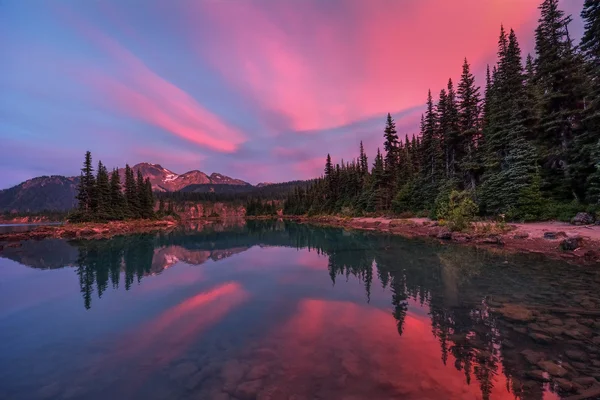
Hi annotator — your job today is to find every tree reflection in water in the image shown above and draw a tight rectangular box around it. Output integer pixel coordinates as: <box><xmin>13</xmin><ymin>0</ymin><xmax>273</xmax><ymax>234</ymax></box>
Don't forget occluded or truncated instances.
<box><xmin>3</xmin><ymin>220</ymin><xmax>599</xmax><ymax>399</ymax></box>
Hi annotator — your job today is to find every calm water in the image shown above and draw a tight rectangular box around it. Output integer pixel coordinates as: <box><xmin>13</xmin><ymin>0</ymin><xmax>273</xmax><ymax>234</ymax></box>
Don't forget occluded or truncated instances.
<box><xmin>0</xmin><ymin>221</ymin><xmax>599</xmax><ymax>400</ymax></box>
<box><xmin>0</xmin><ymin>223</ymin><xmax>62</xmax><ymax>234</ymax></box>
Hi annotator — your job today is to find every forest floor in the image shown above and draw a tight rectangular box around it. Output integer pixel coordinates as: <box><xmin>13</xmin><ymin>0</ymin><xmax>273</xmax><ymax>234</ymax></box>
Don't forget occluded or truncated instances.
<box><xmin>296</xmin><ymin>216</ymin><xmax>600</xmax><ymax>266</ymax></box>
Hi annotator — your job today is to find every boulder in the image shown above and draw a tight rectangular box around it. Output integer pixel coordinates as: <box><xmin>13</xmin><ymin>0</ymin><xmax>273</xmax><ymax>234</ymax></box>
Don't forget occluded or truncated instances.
<box><xmin>437</xmin><ymin>230</ymin><xmax>452</xmax><ymax>240</ymax></box>
<box><xmin>479</xmin><ymin>235</ymin><xmax>504</xmax><ymax>245</ymax></box>
<box><xmin>544</xmin><ymin>232</ymin><xmax>558</xmax><ymax>240</ymax></box>
<box><xmin>571</xmin><ymin>212</ymin><xmax>595</xmax><ymax>226</ymax></box>
<box><xmin>561</xmin><ymin>237</ymin><xmax>582</xmax><ymax>251</ymax></box>
<box><xmin>514</xmin><ymin>232</ymin><xmax>530</xmax><ymax>239</ymax></box>
<box><xmin>451</xmin><ymin>232</ymin><xmax>471</xmax><ymax>242</ymax></box>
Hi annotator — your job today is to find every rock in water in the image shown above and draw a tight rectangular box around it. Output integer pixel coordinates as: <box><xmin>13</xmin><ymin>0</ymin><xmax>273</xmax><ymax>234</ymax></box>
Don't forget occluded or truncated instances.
<box><xmin>561</xmin><ymin>237</ymin><xmax>582</xmax><ymax>251</ymax></box>
<box><xmin>544</xmin><ymin>232</ymin><xmax>557</xmax><ymax>240</ymax></box>
<box><xmin>571</xmin><ymin>212</ymin><xmax>594</xmax><ymax>226</ymax></box>
<box><xmin>537</xmin><ymin>360</ymin><xmax>568</xmax><ymax>377</ymax></box>
<box><xmin>495</xmin><ymin>304</ymin><xmax>534</xmax><ymax>322</ymax></box>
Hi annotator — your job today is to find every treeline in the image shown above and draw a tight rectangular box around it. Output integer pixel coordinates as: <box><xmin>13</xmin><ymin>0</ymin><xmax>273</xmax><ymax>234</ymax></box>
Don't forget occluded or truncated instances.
<box><xmin>155</xmin><ymin>180</ymin><xmax>315</xmax><ymax>204</ymax></box>
<box><xmin>70</xmin><ymin>151</ymin><xmax>157</xmax><ymax>222</ymax></box>
<box><xmin>285</xmin><ymin>0</ymin><xmax>600</xmax><ymax>221</ymax></box>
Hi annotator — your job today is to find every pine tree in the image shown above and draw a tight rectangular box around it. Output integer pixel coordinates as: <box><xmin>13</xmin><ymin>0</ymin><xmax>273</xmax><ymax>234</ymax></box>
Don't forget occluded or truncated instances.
<box><xmin>124</xmin><ymin>165</ymin><xmax>139</xmax><ymax>218</ymax></box>
<box><xmin>109</xmin><ymin>168</ymin><xmax>125</xmax><ymax>220</ymax></box>
<box><xmin>76</xmin><ymin>151</ymin><xmax>96</xmax><ymax>214</ymax></box>
<box><xmin>95</xmin><ymin>161</ymin><xmax>110</xmax><ymax>219</ymax></box>
<box><xmin>359</xmin><ymin>141</ymin><xmax>368</xmax><ymax>176</ymax></box>
<box><xmin>142</xmin><ymin>178</ymin><xmax>154</xmax><ymax>218</ymax></box>
<box><xmin>372</xmin><ymin>148</ymin><xmax>386</xmax><ymax>211</ymax></box>
<box><xmin>457</xmin><ymin>58</ymin><xmax>482</xmax><ymax>191</ymax></box>
<box><xmin>136</xmin><ymin>170</ymin><xmax>146</xmax><ymax>217</ymax></box>
<box><xmin>383</xmin><ymin>113</ymin><xmax>399</xmax><ymax>208</ymax></box>
<box><xmin>579</xmin><ymin>0</ymin><xmax>600</xmax><ymax>202</ymax></box>
<box><xmin>419</xmin><ymin>90</ymin><xmax>442</xmax><ymax>206</ymax></box>
<box><xmin>535</xmin><ymin>0</ymin><xmax>586</xmax><ymax>201</ymax></box>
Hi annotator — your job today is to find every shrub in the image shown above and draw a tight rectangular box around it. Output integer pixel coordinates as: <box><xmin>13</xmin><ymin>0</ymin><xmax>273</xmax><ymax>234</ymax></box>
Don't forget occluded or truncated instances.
<box><xmin>438</xmin><ymin>190</ymin><xmax>478</xmax><ymax>232</ymax></box>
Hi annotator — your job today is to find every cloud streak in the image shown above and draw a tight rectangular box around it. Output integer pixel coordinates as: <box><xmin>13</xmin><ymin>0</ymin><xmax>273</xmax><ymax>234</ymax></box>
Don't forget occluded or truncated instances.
<box><xmin>59</xmin><ymin>5</ymin><xmax>246</xmax><ymax>153</ymax></box>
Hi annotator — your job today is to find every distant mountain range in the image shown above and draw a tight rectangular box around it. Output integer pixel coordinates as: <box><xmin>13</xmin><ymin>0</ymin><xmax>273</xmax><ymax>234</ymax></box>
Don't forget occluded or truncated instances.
<box><xmin>0</xmin><ymin>163</ymin><xmax>304</xmax><ymax>213</ymax></box>
<box><xmin>117</xmin><ymin>163</ymin><xmax>250</xmax><ymax>192</ymax></box>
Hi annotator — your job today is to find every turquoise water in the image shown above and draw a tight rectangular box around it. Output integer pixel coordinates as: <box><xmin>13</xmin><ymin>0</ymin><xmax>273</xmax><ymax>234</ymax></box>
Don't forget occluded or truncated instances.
<box><xmin>0</xmin><ymin>220</ymin><xmax>598</xmax><ymax>400</ymax></box>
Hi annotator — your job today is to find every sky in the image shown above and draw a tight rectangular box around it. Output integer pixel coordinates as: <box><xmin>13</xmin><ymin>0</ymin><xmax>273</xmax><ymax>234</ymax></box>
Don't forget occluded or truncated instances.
<box><xmin>0</xmin><ymin>0</ymin><xmax>585</xmax><ymax>189</ymax></box>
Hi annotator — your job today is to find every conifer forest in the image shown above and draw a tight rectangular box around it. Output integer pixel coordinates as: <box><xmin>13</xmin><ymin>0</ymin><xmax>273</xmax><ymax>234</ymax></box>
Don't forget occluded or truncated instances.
<box><xmin>284</xmin><ymin>0</ymin><xmax>600</xmax><ymax>222</ymax></box>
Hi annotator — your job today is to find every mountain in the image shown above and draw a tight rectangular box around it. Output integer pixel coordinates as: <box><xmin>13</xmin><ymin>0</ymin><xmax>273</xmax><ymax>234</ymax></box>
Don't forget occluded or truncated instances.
<box><xmin>0</xmin><ymin>163</ymin><xmax>252</xmax><ymax>213</ymax></box>
<box><xmin>0</xmin><ymin>175</ymin><xmax>79</xmax><ymax>212</ymax></box>
<box><xmin>117</xmin><ymin>163</ymin><xmax>249</xmax><ymax>192</ymax></box>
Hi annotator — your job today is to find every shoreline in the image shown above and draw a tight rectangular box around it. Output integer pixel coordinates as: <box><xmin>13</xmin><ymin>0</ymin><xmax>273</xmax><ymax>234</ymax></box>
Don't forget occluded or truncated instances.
<box><xmin>0</xmin><ymin>219</ymin><xmax>180</xmax><ymax>243</ymax></box>
<box><xmin>292</xmin><ymin>216</ymin><xmax>600</xmax><ymax>266</ymax></box>
<box><xmin>1</xmin><ymin>215</ymin><xmax>599</xmax><ymax>265</ymax></box>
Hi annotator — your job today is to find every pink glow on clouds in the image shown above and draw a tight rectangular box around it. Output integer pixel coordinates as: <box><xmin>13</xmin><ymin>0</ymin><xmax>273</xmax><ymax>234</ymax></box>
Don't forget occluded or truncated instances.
<box><xmin>293</xmin><ymin>157</ymin><xmax>327</xmax><ymax>177</ymax></box>
<box><xmin>59</xmin><ymin>7</ymin><xmax>246</xmax><ymax>153</ymax></box>
<box><xmin>191</xmin><ymin>0</ymin><xmax>545</xmax><ymax>136</ymax></box>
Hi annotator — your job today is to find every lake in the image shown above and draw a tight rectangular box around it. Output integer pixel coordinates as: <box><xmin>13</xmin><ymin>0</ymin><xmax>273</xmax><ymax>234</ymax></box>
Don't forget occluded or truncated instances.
<box><xmin>0</xmin><ymin>220</ymin><xmax>599</xmax><ymax>400</ymax></box>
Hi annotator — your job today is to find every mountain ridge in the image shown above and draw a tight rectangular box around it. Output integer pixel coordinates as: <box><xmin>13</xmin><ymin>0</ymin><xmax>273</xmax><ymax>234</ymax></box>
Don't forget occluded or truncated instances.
<box><xmin>0</xmin><ymin>163</ymin><xmax>252</xmax><ymax>212</ymax></box>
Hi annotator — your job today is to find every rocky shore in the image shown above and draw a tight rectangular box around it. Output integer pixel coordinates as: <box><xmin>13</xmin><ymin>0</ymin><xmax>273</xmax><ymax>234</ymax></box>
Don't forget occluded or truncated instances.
<box><xmin>294</xmin><ymin>216</ymin><xmax>600</xmax><ymax>266</ymax></box>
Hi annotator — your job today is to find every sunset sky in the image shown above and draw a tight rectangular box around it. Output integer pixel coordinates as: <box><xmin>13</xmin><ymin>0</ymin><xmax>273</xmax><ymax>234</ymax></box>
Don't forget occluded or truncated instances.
<box><xmin>0</xmin><ymin>0</ymin><xmax>585</xmax><ymax>188</ymax></box>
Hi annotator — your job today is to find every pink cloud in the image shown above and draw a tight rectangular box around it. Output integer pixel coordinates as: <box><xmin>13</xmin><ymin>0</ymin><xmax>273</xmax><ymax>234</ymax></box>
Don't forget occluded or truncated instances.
<box><xmin>293</xmin><ymin>157</ymin><xmax>326</xmax><ymax>177</ymax></box>
<box><xmin>58</xmin><ymin>6</ymin><xmax>246</xmax><ymax>153</ymax></box>
<box><xmin>189</xmin><ymin>0</ymin><xmax>544</xmax><ymax>137</ymax></box>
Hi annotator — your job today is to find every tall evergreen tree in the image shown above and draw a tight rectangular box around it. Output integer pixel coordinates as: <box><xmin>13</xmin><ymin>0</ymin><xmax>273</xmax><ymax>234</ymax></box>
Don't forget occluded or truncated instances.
<box><xmin>76</xmin><ymin>151</ymin><xmax>95</xmax><ymax>214</ymax></box>
<box><xmin>457</xmin><ymin>58</ymin><xmax>482</xmax><ymax>191</ymax></box>
<box><xmin>359</xmin><ymin>141</ymin><xmax>368</xmax><ymax>176</ymax></box>
<box><xmin>419</xmin><ymin>90</ymin><xmax>442</xmax><ymax>206</ymax></box>
<box><xmin>579</xmin><ymin>0</ymin><xmax>600</xmax><ymax>202</ymax></box>
<box><xmin>383</xmin><ymin>113</ymin><xmax>399</xmax><ymax>207</ymax></box>
<box><xmin>109</xmin><ymin>168</ymin><xmax>125</xmax><ymax>220</ymax></box>
<box><xmin>95</xmin><ymin>161</ymin><xmax>110</xmax><ymax>218</ymax></box>
<box><xmin>535</xmin><ymin>0</ymin><xmax>586</xmax><ymax>200</ymax></box>
<box><xmin>124</xmin><ymin>165</ymin><xmax>139</xmax><ymax>218</ymax></box>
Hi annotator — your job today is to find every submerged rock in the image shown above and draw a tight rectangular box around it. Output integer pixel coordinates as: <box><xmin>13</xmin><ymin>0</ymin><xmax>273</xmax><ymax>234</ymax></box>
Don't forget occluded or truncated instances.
<box><xmin>571</xmin><ymin>212</ymin><xmax>595</xmax><ymax>226</ymax></box>
<box><xmin>537</xmin><ymin>360</ymin><xmax>568</xmax><ymax>377</ymax></box>
<box><xmin>521</xmin><ymin>349</ymin><xmax>544</xmax><ymax>365</ymax></box>
<box><xmin>526</xmin><ymin>370</ymin><xmax>550</xmax><ymax>381</ymax></box>
<box><xmin>565</xmin><ymin>350</ymin><xmax>588</xmax><ymax>362</ymax></box>
<box><xmin>495</xmin><ymin>304</ymin><xmax>534</xmax><ymax>322</ymax></box>
<box><xmin>514</xmin><ymin>232</ymin><xmax>530</xmax><ymax>239</ymax></box>
<box><xmin>530</xmin><ymin>332</ymin><xmax>553</xmax><ymax>344</ymax></box>
<box><xmin>573</xmin><ymin>377</ymin><xmax>598</xmax><ymax>388</ymax></box>
<box><xmin>555</xmin><ymin>378</ymin><xmax>575</xmax><ymax>392</ymax></box>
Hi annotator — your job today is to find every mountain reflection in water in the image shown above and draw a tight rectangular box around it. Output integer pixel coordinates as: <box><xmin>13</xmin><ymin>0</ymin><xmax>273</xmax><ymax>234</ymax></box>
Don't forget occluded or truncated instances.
<box><xmin>0</xmin><ymin>220</ymin><xmax>598</xmax><ymax>400</ymax></box>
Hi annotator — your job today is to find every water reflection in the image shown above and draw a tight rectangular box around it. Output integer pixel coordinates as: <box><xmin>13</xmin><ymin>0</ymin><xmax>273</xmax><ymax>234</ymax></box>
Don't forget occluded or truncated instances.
<box><xmin>0</xmin><ymin>220</ymin><xmax>599</xmax><ymax>399</ymax></box>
